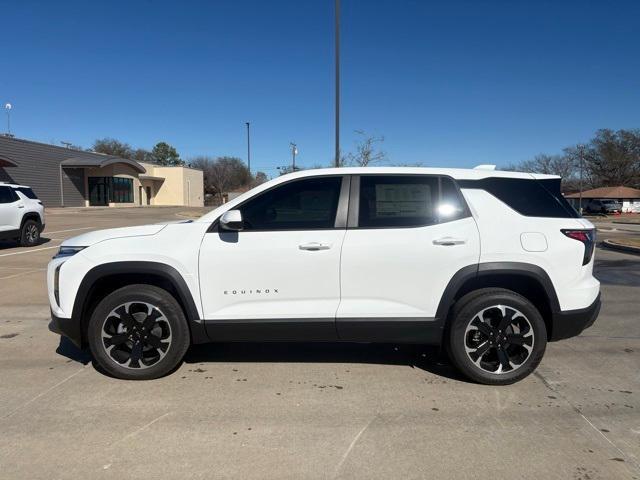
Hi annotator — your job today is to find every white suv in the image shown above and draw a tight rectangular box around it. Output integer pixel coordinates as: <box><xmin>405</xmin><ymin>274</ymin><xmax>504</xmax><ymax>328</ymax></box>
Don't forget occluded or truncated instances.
<box><xmin>47</xmin><ymin>167</ymin><xmax>600</xmax><ymax>384</ymax></box>
<box><xmin>0</xmin><ymin>183</ymin><xmax>45</xmax><ymax>247</ymax></box>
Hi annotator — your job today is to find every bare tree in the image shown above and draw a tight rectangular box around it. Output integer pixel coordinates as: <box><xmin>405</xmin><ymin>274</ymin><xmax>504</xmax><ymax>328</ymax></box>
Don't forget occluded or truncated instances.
<box><xmin>190</xmin><ymin>156</ymin><xmax>252</xmax><ymax>202</ymax></box>
<box><xmin>346</xmin><ymin>130</ymin><xmax>387</xmax><ymax>166</ymax></box>
<box><xmin>92</xmin><ymin>138</ymin><xmax>133</xmax><ymax>159</ymax></box>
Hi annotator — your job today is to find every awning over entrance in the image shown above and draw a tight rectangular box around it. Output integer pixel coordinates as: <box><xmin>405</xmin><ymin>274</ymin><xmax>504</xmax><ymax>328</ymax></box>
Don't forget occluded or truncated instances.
<box><xmin>139</xmin><ymin>174</ymin><xmax>165</xmax><ymax>182</ymax></box>
<box><xmin>0</xmin><ymin>155</ymin><xmax>18</xmax><ymax>167</ymax></box>
<box><xmin>62</xmin><ymin>156</ymin><xmax>146</xmax><ymax>174</ymax></box>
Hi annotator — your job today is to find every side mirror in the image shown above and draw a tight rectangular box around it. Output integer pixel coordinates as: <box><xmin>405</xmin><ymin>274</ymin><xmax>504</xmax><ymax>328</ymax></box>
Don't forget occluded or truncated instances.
<box><xmin>219</xmin><ymin>210</ymin><xmax>244</xmax><ymax>231</ymax></box>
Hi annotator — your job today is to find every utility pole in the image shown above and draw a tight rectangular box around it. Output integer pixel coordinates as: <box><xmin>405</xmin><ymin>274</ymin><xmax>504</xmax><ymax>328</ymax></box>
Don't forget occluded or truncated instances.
<box><xmin>290</xmin><ymin>142</ymin><xmax>298</xmax><ymax>171</ymax></box>
<box><xmin>245</xmin><ymin>122</ymin><xmax>251</xmax><ymax>174</ymax></box>
<box><xmin>334</xmin><ymin>0</ymin><xmax>340</xmax><ymax>167</ymax></box>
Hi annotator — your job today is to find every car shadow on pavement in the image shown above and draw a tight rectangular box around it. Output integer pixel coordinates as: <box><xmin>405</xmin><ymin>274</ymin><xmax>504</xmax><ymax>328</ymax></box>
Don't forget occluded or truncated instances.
<box><xmin>184</xmin><ymin>342</ymin><xmax>469</xmax><ymax>382</ymax></box>
<box><xmin>0</xmin><ymin>237</ymin><xmax>51</xmax><ymax>250</ymax></box>
<box><xmin>55</xmin><ymin>337</ymin><xmax>92</xmax><ymax>365</ymax></box>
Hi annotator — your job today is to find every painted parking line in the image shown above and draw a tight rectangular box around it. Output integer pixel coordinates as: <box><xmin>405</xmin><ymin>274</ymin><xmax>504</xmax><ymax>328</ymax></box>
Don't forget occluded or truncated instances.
<box><xmin>0</xmin><ymin>245</ymin><xmax>60</xmax><ymax>257</ymax></box>
<box><xmin>45</xmin><ymin>227</ymin><xmax>95</xmax><ymax>235</ymax></box>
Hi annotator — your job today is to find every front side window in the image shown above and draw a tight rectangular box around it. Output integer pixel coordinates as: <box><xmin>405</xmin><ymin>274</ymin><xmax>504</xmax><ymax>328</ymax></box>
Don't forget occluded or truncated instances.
<box><xmin>240</xmin><ymin>176</ymin><xmax>342</xmax><ymax>230</ymax></box>
<box><xmin>358</xmin><ymin>175</ymin><xmax>440</xmax><ymax>228</ymax></box>
<box><xmin>0</xmin><ymin>186</ymin><xmax>18</xmax><ymax>204</ymax></box>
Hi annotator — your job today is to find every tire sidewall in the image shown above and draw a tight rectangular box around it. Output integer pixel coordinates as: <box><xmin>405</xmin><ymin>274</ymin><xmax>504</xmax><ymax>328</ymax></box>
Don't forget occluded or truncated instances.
<box><xmin>88</xmin><ymin>285</ymin><xmax>190</xmax><ymax>380</ymax></box>
<box><xmin>448</xmin><ymin>290</ymin><xmax>547</xmax><ymax>385</ymax></box>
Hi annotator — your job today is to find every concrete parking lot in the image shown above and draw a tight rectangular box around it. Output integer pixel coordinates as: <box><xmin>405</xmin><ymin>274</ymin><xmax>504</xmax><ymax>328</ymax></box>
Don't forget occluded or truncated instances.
<box><xmin>0</xmin><ymin>207</ymin><xmax>638</xmax><ymax>479</ymax></box>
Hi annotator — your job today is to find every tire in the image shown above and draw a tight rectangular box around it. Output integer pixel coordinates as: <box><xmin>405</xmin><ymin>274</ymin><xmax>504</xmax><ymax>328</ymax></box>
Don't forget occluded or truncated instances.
<box><xmin>20</xmin><ymin>219</ymin><xmax>40</xmax><ymax>247</ymax></box>
<box><xmin>87</xmin><ymin>284</ymin><xmax>190</xmax><ymax>380</ymax></box>
<box><xmin>447</xmin><ymin>288</ymin><xmax>547</xmax><ymax>385</ymax></box>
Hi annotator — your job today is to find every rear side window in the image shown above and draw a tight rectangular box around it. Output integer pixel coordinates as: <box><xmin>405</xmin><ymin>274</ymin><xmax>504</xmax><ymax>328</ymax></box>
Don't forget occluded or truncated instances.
<box><xmin>14</xmin><ymin>187</ymin><xmax>38</xmax><ymax>200</ymax></box>
<box><xmin>240</xmin><ymin>176</ymin><xmax>342</xmax><ymax>230</ymax></box>
<box><xmin>458</xmin><ymin>177</ymin><xmax>579</xmax><ymax>219</ymax></box>
<box><xmin>358</xmin><ymin>175</ymin><xmax>456</xmax><ymax>228</ymax></box>
<box><xmin>0</xmin><ymin>186</ymin><xmax>18</xmax><ymax>204</ymax></box>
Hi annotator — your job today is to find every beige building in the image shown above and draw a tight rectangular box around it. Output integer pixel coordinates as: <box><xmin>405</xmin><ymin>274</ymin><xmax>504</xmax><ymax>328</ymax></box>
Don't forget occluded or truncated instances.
<box><xmin>73</xmin><ymin>159</ymin><xmax>204</xmax><ymax>207</ymax></box>
<box><xmin>0</xmin><ymin>136</ymin><xmax>204</xmax><ymax>208</ymax></box>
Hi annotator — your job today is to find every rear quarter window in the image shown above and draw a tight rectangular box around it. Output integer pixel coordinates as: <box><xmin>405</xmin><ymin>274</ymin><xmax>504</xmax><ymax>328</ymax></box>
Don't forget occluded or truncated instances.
<box><xmin>458</xmin><ymin>177</ymin><xmax>579</xmax><ymax>218</ymax></box>
<box><xmin>14</xmin><ymin>187</ymin><xmax>38</xmax><ymax>200</ymax></box>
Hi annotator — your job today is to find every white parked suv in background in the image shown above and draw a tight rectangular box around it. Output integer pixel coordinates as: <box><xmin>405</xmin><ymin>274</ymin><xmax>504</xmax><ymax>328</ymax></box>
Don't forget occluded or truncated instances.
<box><xmin>48</xmin><ymin>167</ymin><xmax>601</xmax><ymax>384</ymax></box>
<box><xmin>0</xmin><ymin>183</ymin><xmax>45</xmax><ymax>247</ymax></box>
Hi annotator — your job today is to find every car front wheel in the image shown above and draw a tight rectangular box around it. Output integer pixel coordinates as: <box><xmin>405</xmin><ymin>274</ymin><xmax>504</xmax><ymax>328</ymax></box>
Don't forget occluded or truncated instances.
<box><xmin>447</xmin><ymin>288</ymin><xmax>547</xmax><ymax>385</ymax></box>
<box><xmin>20</xmin><ymin>219</ymin><xmax>40</xmax><ymax>247</ymax></box>
<box><xmin>88</xmin><ymin>284</ymin><xmax>190</xmax><ymax>380</ymax></box>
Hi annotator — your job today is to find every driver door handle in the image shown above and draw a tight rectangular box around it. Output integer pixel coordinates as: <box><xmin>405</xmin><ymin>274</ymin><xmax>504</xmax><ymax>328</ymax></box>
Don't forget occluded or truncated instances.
<box><xmin>433</xmin><ymin>237</ymin><xmax>466</xmax><ymax>246</ymax></box>
<box><xmin>299</xmin><ymin>242</ymin><xmax>331</xmax><ymax>251</ymax></box>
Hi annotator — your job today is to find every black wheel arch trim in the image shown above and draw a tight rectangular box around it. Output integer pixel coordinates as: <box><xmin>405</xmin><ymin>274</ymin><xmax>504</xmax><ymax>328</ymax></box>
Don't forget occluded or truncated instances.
<box><xmin>71</xmin><ymin>261</ymin><xmax>209</xmax><ymax>347</ymax></box>
<box><xmin>436</xmin><ymin>261</ymin><xmax>571</xmax><ymax>342</ymax></box>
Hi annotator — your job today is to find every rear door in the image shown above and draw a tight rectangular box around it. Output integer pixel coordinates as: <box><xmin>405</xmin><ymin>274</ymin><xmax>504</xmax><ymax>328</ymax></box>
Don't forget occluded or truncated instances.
<box><xmin>336</xmin><ymin>175</ymin><xmax>480</xmax><ymax>343</ymax></box>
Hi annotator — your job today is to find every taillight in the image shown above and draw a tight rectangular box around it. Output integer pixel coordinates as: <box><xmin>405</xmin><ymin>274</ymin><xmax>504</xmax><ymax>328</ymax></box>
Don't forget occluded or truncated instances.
<box><xmin>561</xmin><ymin>229</ymin><xmax>595</xmax><ymax>265</ymax></box>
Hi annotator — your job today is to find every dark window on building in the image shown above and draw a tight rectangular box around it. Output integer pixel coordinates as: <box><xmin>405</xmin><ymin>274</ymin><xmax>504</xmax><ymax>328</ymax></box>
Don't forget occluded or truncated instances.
<box><xmin>358</xmin><ymin>175</ymin><xmax>440</xmax><ymax>228</ymax></box>
<box><xmin>240</xmin><ymin>176</ymin><xmax>342</xmax><ymax>230</ymax></box>
<box><xmin>88</xmin><ymin>177</ymin><xmax>133</xmax><ymax>205</ymax></box>
<box><xmin>13</xmin><ymin>187</ymin><xmax>38</xmax><ymax>199</ymax></box>
<box><xmin>111</xmin><ymin>177</ymin><xmax>133</xmax><ymax>203</ymax></box>
<box><xmin>457</xmin><ymin>177</ymin><xmax>580</xmax><ymax>218</ymax></box>
<box><xmin>0</xmin><ymin>186</ymin><xmax>18</xmax><ymax>204</ymax></box>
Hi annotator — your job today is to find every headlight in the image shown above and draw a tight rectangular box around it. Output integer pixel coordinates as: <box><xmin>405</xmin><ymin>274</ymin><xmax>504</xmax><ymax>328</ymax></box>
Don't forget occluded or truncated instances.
<box><xmin>53</xmin><ymin>246</ymin><xmax>86</xmax><ymax>259</ymax></box>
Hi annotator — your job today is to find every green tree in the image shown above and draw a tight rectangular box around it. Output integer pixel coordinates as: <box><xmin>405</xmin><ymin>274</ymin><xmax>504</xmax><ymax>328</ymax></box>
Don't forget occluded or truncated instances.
<box><xmin>151</xmin><ymin>142</ymin><xmax>183</xmax><ymax>166</ymax></box>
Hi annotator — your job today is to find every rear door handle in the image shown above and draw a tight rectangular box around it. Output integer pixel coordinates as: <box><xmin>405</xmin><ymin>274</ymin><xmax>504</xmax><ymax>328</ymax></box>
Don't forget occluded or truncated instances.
<box><xmin>299</xmin><ymin>242</ymin><xmax>331</xmax><ymax>251</ymax></box>
<box><xmin>17</xmin><ymin>204</ymin><xmax>25</xmax><ymax>209</ymax></box>
<box><xmin>433</xmin><ymin>237</ymin><xmax>466</xmax><ymax>246</ymax></box>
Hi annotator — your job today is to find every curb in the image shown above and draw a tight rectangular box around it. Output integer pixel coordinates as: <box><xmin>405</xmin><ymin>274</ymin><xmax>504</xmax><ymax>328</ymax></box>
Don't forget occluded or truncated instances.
<box><xmin>602</xmin><ymin>239</ymin><xmax>640</xmax><ymax>255</ymax></box>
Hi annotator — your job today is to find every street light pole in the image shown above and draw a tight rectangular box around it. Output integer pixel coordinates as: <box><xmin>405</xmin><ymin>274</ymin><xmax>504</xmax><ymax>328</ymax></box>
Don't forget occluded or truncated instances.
<box><xmin>577</xmin><ymin>144</ymin><xmax>585</xmax><ymax>214</ymax></box>
<box><xmin>4</xmin><ymin>103</ymin><xmax>12</xmax><ymax>135</ymax></box>
<box><xmin>290</xmin><ymin>142</ymin><xmax>298</xmax><ymax>171</ymax></box>
<box><xmin>245</xmin><ymin>122</ymin><xmax>251</xmax><ymax>174</ymax></box>
<box><xmin>334</xmin><ymin>0</ymin><xmax>340</xmax><ymax>167</ymax></box>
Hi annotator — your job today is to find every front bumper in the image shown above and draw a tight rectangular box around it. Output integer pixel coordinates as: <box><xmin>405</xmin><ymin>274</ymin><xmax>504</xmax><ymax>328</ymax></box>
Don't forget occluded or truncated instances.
<box><xmin>49</xmin><ymin>309</ymin><xmax>82</xmax><ymax>348</ymax></box>
<box><xmin>549</xmin><ymin>293</ymin><xmax>601</xmax><ymax>341</ymax></box>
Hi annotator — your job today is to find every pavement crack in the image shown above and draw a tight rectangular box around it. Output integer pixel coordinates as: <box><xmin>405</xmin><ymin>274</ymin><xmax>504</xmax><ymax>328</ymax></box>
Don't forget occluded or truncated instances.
<box><xmin>111</xmin><ymin>412</ymin><xmax>171</xmax><ymax>446</ymax></box>
<box><xmin>333</xmin><ymin>415</ymin><xmax>377</xmax><ymax>479</ymax></box>
<box><xmin>2</xmin><ymin>367</ymin><xmax>87</xmax><ymax>420</ymax></box>
<box><xmin>533</xmin><ymin>371</ymin><xmax>640</xmax><ymax>473</ymax></box>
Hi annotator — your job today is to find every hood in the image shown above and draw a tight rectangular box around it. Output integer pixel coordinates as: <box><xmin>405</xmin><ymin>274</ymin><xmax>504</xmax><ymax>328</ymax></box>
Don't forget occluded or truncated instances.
<box><xmin>62</xmin><ymin>224</ymin><xmax>167</xmax><ymax>247</ymax></box>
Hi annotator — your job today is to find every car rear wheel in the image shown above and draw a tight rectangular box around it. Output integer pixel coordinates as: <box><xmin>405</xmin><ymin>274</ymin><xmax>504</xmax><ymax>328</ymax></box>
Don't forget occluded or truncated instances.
<box><xmin>447</xmin><ymin>288</ymin><xmax>547</xmax><ymax>385</ymax></box>
<box><xmin>88</xmin><ymin>284</ymin><xmax>190</xmax><ymax>380</ymax></box>
<box><xmin>20</xmin><ymin>219</ymin><xmax>40</xmax><ymax>247</ymax></box>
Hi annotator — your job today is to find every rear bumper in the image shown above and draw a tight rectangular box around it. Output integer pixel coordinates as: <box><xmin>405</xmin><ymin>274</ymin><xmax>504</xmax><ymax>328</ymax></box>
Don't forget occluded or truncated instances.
<box><xmin>549</xmin><ymin>293</ymin><xmax>601</xmax><ymax>341</ymax></box>
<box><xmin>49</xmin><ymin>309</ymin><xmax>82</xmax><ymax>348</ymax></box>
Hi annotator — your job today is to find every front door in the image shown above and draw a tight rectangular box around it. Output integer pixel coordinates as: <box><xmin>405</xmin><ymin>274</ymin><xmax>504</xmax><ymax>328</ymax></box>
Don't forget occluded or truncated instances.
<box><xmin>146</xmin><ymin>186</ymin><xmax>151</xmax><ymax>205</ymax></box>
<box><xmin>88</xmin><ymin>177</ymin><xmax>109</xmax><ymax>206</ymax></box>
<box><xmin>198</xmin><ymin>175</ymin><xmax>348</xmax><ymax>341</ymax></box>
<box><xmin>0</xmin><ymin>186</ymin><xmax>20</xmax><ymax>232</ymax></box>
<box><xmin>337</xmin><ymin>174</ymin><xmax>481</xmax><ymax>343</ymax></box>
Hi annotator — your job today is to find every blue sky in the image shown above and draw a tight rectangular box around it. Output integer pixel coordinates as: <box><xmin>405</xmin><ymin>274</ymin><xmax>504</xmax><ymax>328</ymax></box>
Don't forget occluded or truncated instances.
<box><xmin>2</xmin><ymin>0</ymin><xmax>639</xmax><ymax>176</ymax></box>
